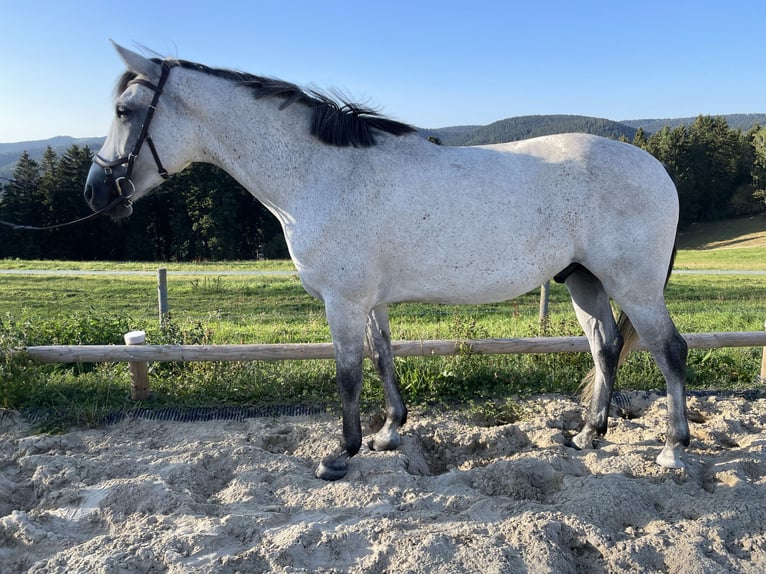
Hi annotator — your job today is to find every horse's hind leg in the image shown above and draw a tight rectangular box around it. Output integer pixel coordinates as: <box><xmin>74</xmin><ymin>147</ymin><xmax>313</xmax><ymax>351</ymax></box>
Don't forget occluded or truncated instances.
<box><xmin>619</xmin><ymin>304</ymin><xmax>689</xmax><ymax>468</ymax></box>
<box><xmin>564</xmin><ymin>268</ymin><xmax>624</xmax><ymax>450</ymax></box>
<box><xmin>366</xmin><ymin>305</ymin><xmax>408</xmax><ymax>451</ymax></box>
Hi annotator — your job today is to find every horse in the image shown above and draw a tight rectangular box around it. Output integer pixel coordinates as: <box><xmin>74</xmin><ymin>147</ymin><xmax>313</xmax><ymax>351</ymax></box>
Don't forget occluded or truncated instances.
<box><xmin>84</xmin><ymin>43</ymin><xmax>689</xmax><ymax>481</ymax></box>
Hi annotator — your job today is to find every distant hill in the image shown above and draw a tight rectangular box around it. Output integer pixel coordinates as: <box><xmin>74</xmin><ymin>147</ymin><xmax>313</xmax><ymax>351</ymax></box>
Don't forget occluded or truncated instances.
<box><xmin>417</xmin><ymin>125</ymin><xmax>482</xmax><ymax>145</ymax></box>
<box><xmin>421</xmin><ymin>115</ymin><xmax>636</xmax><ymax>146</ymax></box>
<box><xmin>620</xmin><ymin>113</ymin><xmax>766</xmax><ymax>134</ymax></box>
<box><xmin>0</xmin><ymin>136</ymin><xmax>104</xmax><ymax>180</ymax></box>
<box><xmin>419</xmin><ymin>113</ymin><xmax>766</xmax><ymax>147</ymax></box>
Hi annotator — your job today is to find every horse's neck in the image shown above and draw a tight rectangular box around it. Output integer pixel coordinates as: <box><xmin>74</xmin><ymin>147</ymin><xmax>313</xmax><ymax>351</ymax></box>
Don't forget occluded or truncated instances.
<box><xmin>192</xmin><ymin>82</ymin><xmax>328</xmax><ymax>215</ymax></box>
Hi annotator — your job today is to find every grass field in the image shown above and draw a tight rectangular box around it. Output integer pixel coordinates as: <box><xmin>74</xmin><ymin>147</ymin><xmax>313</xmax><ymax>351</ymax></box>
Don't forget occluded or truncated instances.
<box><xmin>676</xmin><ymin>213</ymin><xmax>766</xmax><ymax>250</ymax></box>
<box><xmin>675</xmin><ymin>213</ymin><xmax>766</xmax><ymax>270</ymax></box>
<box><xmin>1</xmin><ymin>215</ymin><xmax>765</xmax><ymax>429</ymax></box>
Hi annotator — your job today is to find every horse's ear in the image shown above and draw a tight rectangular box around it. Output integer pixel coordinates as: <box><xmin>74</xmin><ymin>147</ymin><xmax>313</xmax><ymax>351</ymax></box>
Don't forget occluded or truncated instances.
<box><xmin>111</xmin><ymin>40</ymin><xmax>162</xmax><ymax>80</ymax></box>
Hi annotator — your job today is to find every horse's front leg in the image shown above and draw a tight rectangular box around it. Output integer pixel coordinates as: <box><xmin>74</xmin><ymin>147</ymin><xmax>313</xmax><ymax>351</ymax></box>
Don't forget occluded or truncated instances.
<box><xmin>366</xmin><ymin>305</ymin><xmax>407</xmax><ymax>451</ymax></box>
<box><xmin>315</xmin><ymin>306</ymin><xmax>366</xmax><ymax>481</ymax></box>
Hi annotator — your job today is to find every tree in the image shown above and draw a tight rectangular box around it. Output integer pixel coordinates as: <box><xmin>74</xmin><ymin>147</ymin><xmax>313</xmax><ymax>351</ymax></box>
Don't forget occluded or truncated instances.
<box><xmin>751</xmin><ymin>125</ymin><xmax>766</xmax><ymax>207</ymax></box>
<box><xmin>683</xmin><ymin>116</ymin><xmax>743</xmax><ymax>221</ymax></box>
<box><xmin>0</xmin><ymin>152</ymin><xmax>43</xmax><ymax>257</ymax></box>
<box><xmin>169</xmin><ymin>164</ymin><xmax>275</xmax><ymax>261</ymax></box>
<box><xmin>39</xmin><ymin>146</ymin><xmax>59</xmax><ymax>213</ymax></box>
<box><xmin>727</xmin><ymin>127</ymin><xmax>760</xmax><ymax>216</ymax></box>
<box><xmin>645</xmin><ymin>126</ymin><xmax>698</xmax><ymax>224</ymax></box>
<box><xmin>11</xmin><ymin>114</ymin><xmax>764</xmax><ymax>260</ymax></box>
<box><xmin>643</xmin><ymin>116</ymin><xmax>763</xmax><ymax>224</ymax></box>
<box><xmin>47</xmin><ymin>145</ymin><xmax>96</xmax><ymax>257</ymax></box>
<box><xmin>632</xmin><ymin>127</ymin><xmax>648</xmax><ymax>150</ymax></box>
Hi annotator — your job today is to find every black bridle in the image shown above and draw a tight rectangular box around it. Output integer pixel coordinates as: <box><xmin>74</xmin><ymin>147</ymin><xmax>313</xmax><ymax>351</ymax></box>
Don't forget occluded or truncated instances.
<box><xmin>1</xmin><ymin>61</ymin><xmax>173</xmax><ymax>231</ymax></box>
<box><xmin>93</xmin><ymin>60</ymin><xmax>174</xmax><ymax>207</ymax></box>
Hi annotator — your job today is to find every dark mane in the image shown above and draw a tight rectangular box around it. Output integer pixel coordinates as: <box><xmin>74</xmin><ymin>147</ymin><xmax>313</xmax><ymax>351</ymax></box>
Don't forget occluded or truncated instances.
<box><xmin>118</xmin><ymin>59</ymin><xmax>415</xmax><ymax>148</ymax></box>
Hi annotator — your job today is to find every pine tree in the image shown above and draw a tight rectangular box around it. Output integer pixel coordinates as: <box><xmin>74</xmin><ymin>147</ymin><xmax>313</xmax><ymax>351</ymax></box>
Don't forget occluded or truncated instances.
<box><xmin>39</xmin><ymin>146</ymin><xmax>59</xmax><ymax>214</ymax></box>
<box><xmin>47</xmin><ymin>145</ymin><xmax>96</xmax><ymax>257</ymax></box>
<box><xmin>750</xmin><ymin>125</ymin><xmax>766</xmax><ymax>206</ymax></box>
<box><xmin>0</xmin><ymin>152</ymin><xmax>43</xmax><ymax>257</ymax></box>
<box><xmin>632</xmin><ymin>127</ymin><xmax>648</xmax><ymax>150</ymax></box>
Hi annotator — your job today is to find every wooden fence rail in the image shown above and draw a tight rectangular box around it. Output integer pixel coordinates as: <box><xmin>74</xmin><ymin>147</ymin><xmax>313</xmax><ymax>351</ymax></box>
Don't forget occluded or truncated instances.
<box><xmin>25</xmin><ymin>331</ymin><xmax>766</xmax><ymax>363</ymax></box>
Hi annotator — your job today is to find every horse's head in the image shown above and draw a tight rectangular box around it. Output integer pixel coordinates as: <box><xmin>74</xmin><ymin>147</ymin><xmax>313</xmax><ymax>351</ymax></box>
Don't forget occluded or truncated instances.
<box><xmin>84</xmin><ymin>43</ymin><xmax>188</xmax><ymax>218</ymax></box>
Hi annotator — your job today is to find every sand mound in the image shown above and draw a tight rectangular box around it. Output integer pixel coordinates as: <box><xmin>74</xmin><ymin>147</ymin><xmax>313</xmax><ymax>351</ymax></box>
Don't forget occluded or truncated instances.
<box><xmin>2</xmin><ymin>392</ymin><xmax>766</xmax><ymax>573</ymax></box>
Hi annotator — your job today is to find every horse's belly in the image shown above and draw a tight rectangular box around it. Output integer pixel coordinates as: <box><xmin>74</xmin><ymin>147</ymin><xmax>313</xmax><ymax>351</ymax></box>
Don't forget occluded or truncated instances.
<box><xmin>385</xmin><ymin>257</ymin><xmax>567</xmax><ymax>305</ymax></box>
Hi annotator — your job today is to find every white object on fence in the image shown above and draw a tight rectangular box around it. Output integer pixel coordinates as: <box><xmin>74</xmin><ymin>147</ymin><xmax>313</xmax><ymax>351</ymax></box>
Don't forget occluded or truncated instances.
<box><xmin>123</xmin><ymin>330</ymin><xmax>150</xmax><ymax>400</ymax></box>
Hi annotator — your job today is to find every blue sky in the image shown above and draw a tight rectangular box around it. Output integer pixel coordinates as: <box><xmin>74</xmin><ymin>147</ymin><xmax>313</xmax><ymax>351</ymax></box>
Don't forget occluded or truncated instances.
<box><xmin>1</xmin><ymin>0</ymin><xmax>764</xmax><ymax>142</ymax></box>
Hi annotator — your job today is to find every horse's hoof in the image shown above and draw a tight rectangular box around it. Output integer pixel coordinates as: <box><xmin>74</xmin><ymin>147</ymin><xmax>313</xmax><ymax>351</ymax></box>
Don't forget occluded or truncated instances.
<box><xmin>570</xmin><ymin>429</ymin><xmax>595</xmax><ymax>450</ymax></box>
<box><xmin>315</xmin><ymin>455</ymin><xmax>348</xmax><ymax>481</ymax></box>
<box><xmin>656</xmin><ymin>447</ymin><xmax>684</xmax><ymax>469</ymax></box>
<box><xmin>369</xmin><ymin>429</ymin><xmax>401</xmax><ymax>452</ymax></box>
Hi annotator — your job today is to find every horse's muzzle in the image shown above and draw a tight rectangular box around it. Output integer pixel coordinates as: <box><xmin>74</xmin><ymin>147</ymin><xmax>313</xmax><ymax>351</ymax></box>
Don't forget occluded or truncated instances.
<box><xmin>84</xmin><ymin>162</ymin><xmax>135</xmax><ymax>219</ymax></box>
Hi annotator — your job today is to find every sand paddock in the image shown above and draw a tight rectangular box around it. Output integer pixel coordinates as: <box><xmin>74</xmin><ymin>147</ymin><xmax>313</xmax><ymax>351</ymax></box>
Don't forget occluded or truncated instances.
<box><xmin>2</xmin><ymin>392</ymin><xmax>766</xmax><ymax>573</ymax></box>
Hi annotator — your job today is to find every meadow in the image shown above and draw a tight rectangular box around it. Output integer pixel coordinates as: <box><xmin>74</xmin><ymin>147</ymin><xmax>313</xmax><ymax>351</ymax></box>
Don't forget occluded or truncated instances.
<box><xmin>1</xmin><ymin>218</ymin><xmax>765</xmax><ymax>429</ymax></box>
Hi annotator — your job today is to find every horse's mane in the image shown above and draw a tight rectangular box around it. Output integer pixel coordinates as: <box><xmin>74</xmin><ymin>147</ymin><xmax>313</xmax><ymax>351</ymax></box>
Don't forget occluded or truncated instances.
<box><xmin>117</xmin><ymin>59</ymin><xmax>416</xmax><ymax>148</ymax></box>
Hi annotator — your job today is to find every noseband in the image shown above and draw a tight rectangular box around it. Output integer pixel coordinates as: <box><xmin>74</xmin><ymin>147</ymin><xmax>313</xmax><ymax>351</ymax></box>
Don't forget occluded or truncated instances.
<box><xmin>93</xmin><ymin>60</ymin><xmax>174</xmax><ymax>208</ymax></box>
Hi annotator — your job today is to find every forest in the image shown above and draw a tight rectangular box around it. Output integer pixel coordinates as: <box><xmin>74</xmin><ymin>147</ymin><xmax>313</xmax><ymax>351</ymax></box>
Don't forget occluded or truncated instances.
<box><xmin>0</xmin><ymin>146</ymin><xmax>286</xmax><ymax>261</ymax></box>
<box><xmin>1</xmin><ymin>115</ymin><xmax>765</xmax><ymax>261</ymax></box>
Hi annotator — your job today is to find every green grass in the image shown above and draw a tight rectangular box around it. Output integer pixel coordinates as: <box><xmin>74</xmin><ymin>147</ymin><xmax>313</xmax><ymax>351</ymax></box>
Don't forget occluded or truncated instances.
<box><xmin>674</xmin><ymin>248</ymin><xmax>766</xmax><ymax>270</ymax></box>
<box><xmin>0</xmin><ymin>259</ymin><xmax>297</xmax><ymax>272</ymax></box>
<box><xmin>675</xmin><ymin>213</ymin><xmax>766</xmax><ymax>269</ymax></box>
<box><xmin>1</xmin><ymin>264</ymin><xmax>763</xmax><ymax>342</ymax></box>
<box><xmin>676</xmin><ymin>213</ymin><xmax>766</xmax><ymax>250</ymax></box>
<box><xmin>1</xmin><ymin>214</ymin><xmax>765</xmax><ymax>429</ymax></box>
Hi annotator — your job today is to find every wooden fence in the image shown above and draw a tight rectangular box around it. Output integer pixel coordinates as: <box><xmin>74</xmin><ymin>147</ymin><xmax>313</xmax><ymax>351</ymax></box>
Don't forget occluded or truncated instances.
<box><xmin>24</xmin><ymin>331</ymin><xmax>766</xmax><ymax>363</ymax></box>
<box><xmin>24</xmin><ymin>328</ymin><xmax>766</xmax><ymax>400</ymax></box>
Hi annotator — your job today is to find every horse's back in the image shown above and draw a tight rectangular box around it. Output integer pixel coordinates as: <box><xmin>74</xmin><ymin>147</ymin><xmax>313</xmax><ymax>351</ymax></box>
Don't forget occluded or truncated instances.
<box><xmin>480</xmin><ymin>133</ymin><xmax>674</xmax><ymax>200</ymax></box>
<box><xmin>298</xmin><ymin>133</ymin><xmax>679</xmax><ymax>306</ymax></box>
<box><xmin>475</xmin><ymin>132</ymin><xmax>679</xmax><ymax>267</ymax></box>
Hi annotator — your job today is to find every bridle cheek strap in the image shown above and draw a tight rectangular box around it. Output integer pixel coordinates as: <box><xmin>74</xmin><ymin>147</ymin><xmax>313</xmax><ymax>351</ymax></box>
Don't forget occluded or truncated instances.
<box><xmin>94</xmin><ymin>60</ymin><xmax>173</xmax><ymax>203</ymax></box>
<box><xmin>145</xmin><ymin>136</ymin><xmax>169</xmax><ymax>179</ymax></box>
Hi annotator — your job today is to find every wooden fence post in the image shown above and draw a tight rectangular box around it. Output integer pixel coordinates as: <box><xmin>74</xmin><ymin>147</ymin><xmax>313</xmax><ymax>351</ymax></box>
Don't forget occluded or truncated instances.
<box><xmin>539</xmin><ymin>281</ymin><xmax>550</xmax><ymax>330</ymax></box>
<box><xmin>124</xmin><ymin>330</ymin><xmax>150</xmax><ymax>400</ymax></box>
<box><xmin>157</xmin><ymin>268</ymin><xmax>168</xmax><ymax>327</ymax></box>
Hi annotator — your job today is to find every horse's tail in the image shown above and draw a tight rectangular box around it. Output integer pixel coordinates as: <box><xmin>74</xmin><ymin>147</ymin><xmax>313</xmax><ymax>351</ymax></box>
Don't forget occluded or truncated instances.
<box><xmin>579</xmin><ymin>245</ymin><xmax>677</xmax><ymax>403</ymax></box>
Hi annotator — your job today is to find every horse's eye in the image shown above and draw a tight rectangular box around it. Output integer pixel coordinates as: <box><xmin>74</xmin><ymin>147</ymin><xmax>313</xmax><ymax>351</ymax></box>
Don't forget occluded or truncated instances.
<box><xmin>116</xmin><ymin>105</ymin><xmax>131</xmax><ymax>120</ymax></box>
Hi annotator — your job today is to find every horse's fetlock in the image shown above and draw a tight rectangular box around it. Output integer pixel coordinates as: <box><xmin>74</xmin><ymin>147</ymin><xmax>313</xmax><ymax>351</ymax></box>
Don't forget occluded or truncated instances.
<box><xmin>344</xmin><ymin>439</ymin><xmax>362</xmax><ymax>458</ymax></box>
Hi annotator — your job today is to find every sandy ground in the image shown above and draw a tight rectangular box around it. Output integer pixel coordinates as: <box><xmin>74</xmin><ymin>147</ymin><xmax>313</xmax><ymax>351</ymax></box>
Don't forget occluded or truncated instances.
<box><xmin>2</xmin><ymin>392</ymin><xmax>766</xmax><ymax>573</ymax></box>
